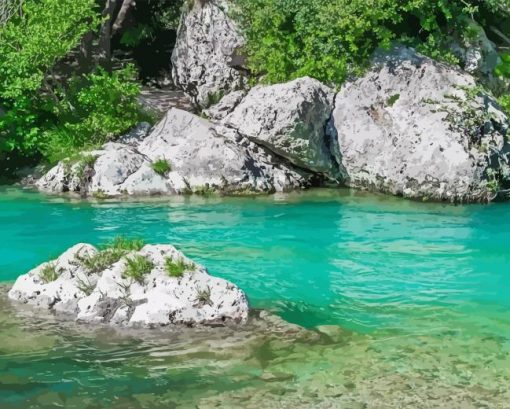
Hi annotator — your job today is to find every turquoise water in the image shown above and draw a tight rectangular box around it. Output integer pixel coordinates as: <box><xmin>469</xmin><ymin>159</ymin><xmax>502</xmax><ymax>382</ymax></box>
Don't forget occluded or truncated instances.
<box><xmin>1</xmin><ymin>186</ymin><xmax>510</xmax><ymax>408</ymax></box>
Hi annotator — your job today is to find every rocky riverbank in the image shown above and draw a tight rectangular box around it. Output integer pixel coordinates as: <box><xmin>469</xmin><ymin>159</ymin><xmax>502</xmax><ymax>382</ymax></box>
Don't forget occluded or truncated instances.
<box><xmin>32</xmin><ymin>0</ymin><xmax>510</xmax><ymax>203</ymax></box>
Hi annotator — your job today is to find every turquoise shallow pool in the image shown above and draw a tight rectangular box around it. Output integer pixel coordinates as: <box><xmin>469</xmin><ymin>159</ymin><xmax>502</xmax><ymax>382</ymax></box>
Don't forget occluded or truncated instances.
<box><xmin>1</xmin><ymin>187</ymin><xmax>510</xmax><ymax>408</ymax></box>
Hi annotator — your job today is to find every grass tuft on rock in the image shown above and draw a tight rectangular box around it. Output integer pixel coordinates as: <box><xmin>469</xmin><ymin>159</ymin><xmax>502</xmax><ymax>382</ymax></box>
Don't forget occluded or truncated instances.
<box><xmin>76</xmin><ymin>275</ymin><xmax>95</xmax><ymax>296</ymax></box>
<box><xmin>39</xmin><ymin>263</ymin><xmax>59</xmax><ymax>283</ymax></box>
<box><xmin>77</xmin><ymin>250</ymin><xmax>124</xmax><ymax>273</ymax></box>
<box><xmin>123</xmin><ymin>255</ymin><xmax>154</xmax><ymax>283</ymax></box>
<box><xmin>104</xmin><ymin>236</ymin><xmax>145</xmax><ymax>252</ymax></box>
<box><xmin>151</xmin><ymin>159</ymin><xmax>172</xmax><ymax>176</ymax></box>
<box><xmin>165</xmin><ymin>257</ymin><xmax>195</xmax><ymax>278</ymax></box>
<box><xmin>195</xmin><ymin>285</ymin><xmax>212</xmax><ymax>306</ymax></box>
<box><xmin>77</xmin><ymin>236</ymin><xmax>145</xmax><ymax>273</ymax></box>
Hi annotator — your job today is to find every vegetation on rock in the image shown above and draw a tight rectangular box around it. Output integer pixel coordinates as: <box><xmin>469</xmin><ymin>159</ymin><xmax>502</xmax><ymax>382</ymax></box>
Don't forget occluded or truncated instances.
<box><xmin>165</xmin><ymin>257</ymin><xmax>195</xmax><ymax>278</ymax></box>
<box><xmin>151</xmin><ymin>158</ymin><xmax>172</xmax><ymax>176</ymax></box>
<box><xmin>39</xmin><ymin>263</ymin><xmax>59</xmax><ymax>283</ymax></box>
<box><xmin>76</xmin><ymin>236</ymin><xmax>145</xmax><ymax>273</ymax></box>
<box><xmin>122</xmin><ymin>254</ymin><xmax>154</xmax><ymax>283</ymax></box>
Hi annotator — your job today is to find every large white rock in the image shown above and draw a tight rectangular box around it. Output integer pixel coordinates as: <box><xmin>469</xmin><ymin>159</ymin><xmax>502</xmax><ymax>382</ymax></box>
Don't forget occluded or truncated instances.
<box><xmin>224</xmin><ymin>77</ymin><xmax>339</xmax><ymax>177</ymax></box>
<box><xmin>137</xmin><ymin>108</ymin><xmax>313</xmax><ymax>194</ymax></box>
<box><xmin>331</xmin><ymin>46</ymin><xmax>510</xmax><ymax>203</ymax></box>
<box><xmin>36</xmin><ymin>109</ymin><xmax>314</xmax><ymax>197</ymax></box>
<box><xmin>171</xmin><ymin>0</ymin><xmax>246</xmax><ymax>108</ymax></box>
<box><xmin>8</xmin><ymin>243</ymin><xmax>249</xmax><ymax>328</ymax></box>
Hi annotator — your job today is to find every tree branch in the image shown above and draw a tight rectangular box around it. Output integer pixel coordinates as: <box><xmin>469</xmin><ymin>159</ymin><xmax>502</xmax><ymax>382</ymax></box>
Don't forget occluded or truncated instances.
<box><xmin>112</xmin><ymin>0</ymin><xmax>135</xmax><ymax>35</ymax></box>
<box><xmin>490</xmin><ymin>26</ymin><xmax>510</xmax><ymax>47</ymax></box>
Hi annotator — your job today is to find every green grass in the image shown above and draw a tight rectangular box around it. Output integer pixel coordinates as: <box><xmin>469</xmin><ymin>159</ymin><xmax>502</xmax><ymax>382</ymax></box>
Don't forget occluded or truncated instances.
<box><xmin>151</xmin><ymin>159</ymin><xmax>172</xmax><ymax>176</ymax></box>
<box><xmin>77</xmin><ymin>250</ymin><xmax>125</xmax><ymax>273</ymax></box>
<box><xmin>39</xmin><ymin>263</ymin><xmax>59</xmax><ymax>283</ymax></box>
<box><xmin>165</xmin><ymin>257</ymin><xmax>195</xmax><ymax>278</ymax></box>
<box><xmin>76</xmin><ymin>236</ymin><xmax>145</xmax><ymax>273</ymax></box>
<box><xmin>76</xmin><ymin>275</ymin><xmax>95</xmax><ymax>295</ymax></box>
<box><xmin>123</xmin><ymin>255</ymin><xmax>154</xmax><ymax>283</ymax></box>
<box><xmin>103</xmin><ymin>236</ymin><xmax>145</xmax><ymax>252</ymax></box>
<box><xmin>386</xmin><ymin>94</ymin><xmax>400</xmax><ymax>107</ymax></box>
<box><xmin>195</xmin><ymin>285</ymin><xmax>212</xmax><ymax>306</ymax></box>
<box><xmin>63</xmin><ymin>153</ymin><xmax>97</xmax><ymax>175</ymax></box>
<box><xmin>92</xmin><ymin>190</ymin><xmax>109</xmax><ymax>200</ymax></box>
<box><xmin>194</xmin><ymin>184</ymin><xmax>216</xmax><ymax>196</ymax></box>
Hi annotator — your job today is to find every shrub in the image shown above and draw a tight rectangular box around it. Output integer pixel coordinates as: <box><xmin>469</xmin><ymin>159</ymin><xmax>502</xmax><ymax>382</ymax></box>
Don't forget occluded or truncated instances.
<box><xmin>499</xmin><ymin>95</ymin><xmax>510</xmax><ymax>117</ymax></box>
<box><xmin>122</xmin><ymin>255</ymin><xmax>154</xmax><ymax>283</ymax></box>
<box><xmin>234</xmin><ymin>0</ymin><xmax>508</xmax><ymax>86</ymax></box>
<box><xmin>0</xmin><ymin>0</ymin><xmax>153</xmax><ymax>170</ymax></box>
<box><xmin>0</xmin><ymin>0</ymin><xmax>100</xmax><ymax>163</ymax></box>
<box><xmin>151</xmin><ymin>159</ymin><xmax>172</xmax><ymax>176</ymax></box>
<box><xmin>39</xmin><ymin>263</ymin><xmax>59</xmax><ymax>283</ymax></box>
<box><xmin>165</xmin><ymin>257</ymin><xmax>195</xmax><ymax>278</ymax></box>
<box><xmin>42</xmin><ymin>65</ymin><xmax>151</xmax><ymax>164</ymax></box>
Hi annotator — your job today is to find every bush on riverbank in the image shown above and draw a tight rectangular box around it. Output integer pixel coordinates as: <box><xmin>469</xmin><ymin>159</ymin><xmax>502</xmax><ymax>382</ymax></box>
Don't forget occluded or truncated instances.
<box><xmin>234</xmin><ymin>0</ymin><xmax>509</xmax><ymax>86</ymax></box>
<box><xmin>0</xmin><ymin>0</ymin><xmax>155</xmax><ymax>174</ymax></box>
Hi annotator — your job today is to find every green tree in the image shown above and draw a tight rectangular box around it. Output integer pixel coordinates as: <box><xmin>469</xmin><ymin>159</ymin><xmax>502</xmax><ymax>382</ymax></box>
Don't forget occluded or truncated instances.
<box><xmin>235</xmin><ymin>0</ymin><xmax>509</xmax><ymax>87</ymax></box>
<box><xmin>0</xmin><ymin>0</ymin><xmax>99</xmax><ymax>158</ymax></box>
<box><xmin>0</xmin><ymin>0</ymin><xmax>150</xmax><ymax>171</ymax></box>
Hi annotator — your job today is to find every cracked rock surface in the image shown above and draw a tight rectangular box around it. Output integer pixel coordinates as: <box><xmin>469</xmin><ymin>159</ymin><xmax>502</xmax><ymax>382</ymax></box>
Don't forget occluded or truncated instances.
<box><xmin>330</xmin><ymin>46</ymin><xmax>510</xmax><ymax>203</ymax></box>
<box><xmin>8</xmin><ymin>243</ymin><xmax>249</xmax><ymax>328</ymax></box>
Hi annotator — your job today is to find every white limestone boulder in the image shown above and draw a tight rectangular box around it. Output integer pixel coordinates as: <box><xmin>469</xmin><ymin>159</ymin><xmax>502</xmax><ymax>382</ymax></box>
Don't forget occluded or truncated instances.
<box><xmin>330</xmin><ymin>46</ymin><xmax>510</xmax><ymax>203</ymax></box>
<box><xmin>8</xmin><ymin>243</ymin><xmax>249</xmax><ymax>328</ymax></box>
<box><xmin>36</xmin><ymin>108</ymin><xmax>314</xmax><ymax>197</ymax></box>
<box><xmin>223</xmin><ymin>77</ymin><xmax>339</xmax><ymax>177</ymax></box>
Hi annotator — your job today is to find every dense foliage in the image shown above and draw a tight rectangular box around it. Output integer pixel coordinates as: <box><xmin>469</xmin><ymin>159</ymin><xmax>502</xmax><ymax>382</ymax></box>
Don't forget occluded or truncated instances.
<box><xmin>43</xmin><ymin>65</ymin><xmax>149</xmax><ymax>164</ymax></box>
<box><xmin>0</xmin><ymin>0</ymin><xmax>150</xmax><ymax>172</ymax></box>
<box><xmin>235</xmin><ymin>0</ymin><xmax>510</xmax><ymax>86</ymax></box>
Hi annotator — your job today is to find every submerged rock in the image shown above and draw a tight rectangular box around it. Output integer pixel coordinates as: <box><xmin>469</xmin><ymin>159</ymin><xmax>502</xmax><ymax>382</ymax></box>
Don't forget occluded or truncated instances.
<box><xmin>172</xmin><ymin>0</ymin><xmax>246</xmax><ymax>108</ymax></box>
<box><xmin>330</xmin><ymin>46</ymin><xmax>510</xmax><ymax>203</ymax></box>
<box><xmin>224</xmin><ymin>77</ymin><xmax>339</xmax><ymax>177</ymax></box>
<box><xmin>36</xmin><ymin>109</ymin><xmax>315</xmax><ymax>198</ymax></box>
<box><xmin>8</xmin><ymin>243</ymin><xmax>249</xmax><ymax>328</ymax></box>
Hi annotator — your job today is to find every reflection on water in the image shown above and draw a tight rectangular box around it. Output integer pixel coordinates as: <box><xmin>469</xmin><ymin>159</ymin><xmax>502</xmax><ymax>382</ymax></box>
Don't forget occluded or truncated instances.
<box><xmin>1</xmin><ymin>187</ymin><xmax>510</xmax><ymax>407</ymax></box>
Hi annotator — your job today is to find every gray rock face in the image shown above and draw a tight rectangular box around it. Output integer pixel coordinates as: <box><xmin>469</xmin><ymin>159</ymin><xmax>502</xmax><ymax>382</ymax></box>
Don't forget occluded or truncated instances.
<box><xmin>8</xmin><ymin>243</ymin><xmax>249</xmax><ymax>328</ymax></box>
<box><xmin>224</xmin><ymin>77</ymin><xmax>339</xmax><ymax>177</ymax></box>
<box><xmin>36</xmin><ymin>109</ymin><xmax>314</xmax><ymax>197</ymax></box>
<box><xmin>331</xmin><ymin>46</ymin><xmax>510</xmax><ymax>202</ymax></box>
<box><xmin>450</xmin><ymin>19</ymin><xmax>500</xmax><ymax>77</ymax></box>
<box><xmin>137</xmin><ymin>109</ymin><xmax>313</xmax><ymax>194</ymax></box>
<box><xmin>172</xmin><ymin>0</ymin><xmax>245</xmax><ymax>108</ymax></box>
<box><xmin>117</xmin><ymin>122</ymin><xmax>152</xmax><ymax>147</ymax></box>
<box><xmin>203</xmin><ymin>90</ymin><xmax>246</xmax><ymax>121</ymax></box>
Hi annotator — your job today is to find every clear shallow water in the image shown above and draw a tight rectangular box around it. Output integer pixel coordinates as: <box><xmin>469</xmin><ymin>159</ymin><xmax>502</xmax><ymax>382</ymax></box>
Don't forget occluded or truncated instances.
<box><xmin>1</xmin><ymin>187</ymin><xmax>510</xmax><ymax>408</ymax></box>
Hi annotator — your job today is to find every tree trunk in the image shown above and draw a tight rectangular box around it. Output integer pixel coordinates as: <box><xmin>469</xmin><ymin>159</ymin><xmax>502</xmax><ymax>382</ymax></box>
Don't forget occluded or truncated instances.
<box><xmin>98</xmin><ymin>0</ymin><xmax>119</xmax><ymax>71</ymax></box>
<box><xmin>78</xmin><ymin>31</ymin><xmax>94</xmax><ymax>73</ymax></box>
